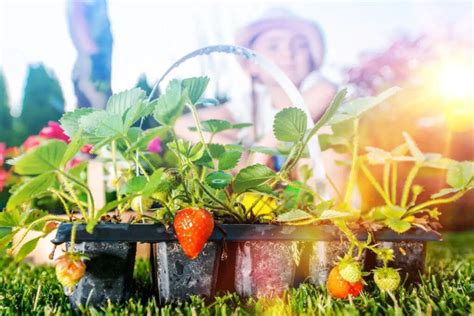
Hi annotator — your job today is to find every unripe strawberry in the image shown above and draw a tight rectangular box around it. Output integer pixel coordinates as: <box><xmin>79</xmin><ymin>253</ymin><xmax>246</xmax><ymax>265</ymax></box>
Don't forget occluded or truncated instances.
<box><xmin>152</xmin><ymin>191</ymin><xmax>169</xmax><ymax>202</ymax></box>
<box><xmin>338</xmin><ymin>259</ymin><xmax>362</xmax><ymax>283</ymax></box>
<box><xmin>327</xmin><ymin>266</ymin><xmax>364</xmax><ymax>299</ymax></box>
<box><xmin>55</xmin><ymin>254</ymin><xmax>86</xmax><ymax>289</ymax></box>
<box><xmin>131</xmin><ymin>196</ymin><xmax>153</xmax><ymax>212</ymax></box>
<box><xmin>373</xmin><ymin>267</ymin><xmax>401</xmax><ymax>292</ymax></box>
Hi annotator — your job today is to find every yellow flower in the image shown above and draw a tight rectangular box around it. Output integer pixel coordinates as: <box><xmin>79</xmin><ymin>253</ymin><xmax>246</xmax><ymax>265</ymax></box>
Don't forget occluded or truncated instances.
<box><xmin>240</xmin><ymin>193</ymin><xmax>277</xmax><ymax>216</ymax></box>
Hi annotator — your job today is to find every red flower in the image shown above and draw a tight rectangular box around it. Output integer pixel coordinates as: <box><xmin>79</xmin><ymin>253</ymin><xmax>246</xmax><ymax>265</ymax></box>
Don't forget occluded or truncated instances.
<box><xmin>0</xmin><ymin>169</ymin><xmax>9</xmax><ymax>192</ymax></box>
<box><xmin>147</xmin><ymin>137</ymin><xmax>162</xmax><ymax>154</ymax></box>
<box><xmin>23</xmin><ymin>136</ymin><xmax>41</xmax><ymax>151</ymax></box>
<box><xmin>0</xmin><ymin>143</ymin><xmax>6</xmax><ymax>166</ymax></box>
<box><xmin>67</xmin><ymin>158</ymin><xmax>82</xmax><ymax>169</ymax></box>
<box><xmin>39</xmin><ymin>121</ymin><xmax>69</xmax><ymax>143</ymax></box>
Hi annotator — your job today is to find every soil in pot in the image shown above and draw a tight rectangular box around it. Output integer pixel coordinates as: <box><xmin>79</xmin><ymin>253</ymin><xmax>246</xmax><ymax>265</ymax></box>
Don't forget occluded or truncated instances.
<box><xmin>234</xmin><ymin>241</ymin><xmax>296</xmax><ymax>298</ymax></box>
<box><xmin>67</xmin><ymin>241</ymin><xmax>136</xmax><ymax>309</ymax></box>
<box><xmin>375</xmin><ymin>241</ymin><xmax>426</xmax><ymax>284</ymax></box>
<box><xmin>151</xmin><ymin>241</ymin><xmax>221</xmax><ymax>304</ymax></box>
<box><xmin>308</xmin><ymin>240</ymin><xmax>365</xmax><ymax>285</ymax></box>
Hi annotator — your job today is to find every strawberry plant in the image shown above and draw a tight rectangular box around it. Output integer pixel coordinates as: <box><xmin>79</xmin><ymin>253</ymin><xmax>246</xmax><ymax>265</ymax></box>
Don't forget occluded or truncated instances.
<box><xmin>360</xmin><ymin>132</ymin><xmax>473</xmax><ymax>234</ymax></box>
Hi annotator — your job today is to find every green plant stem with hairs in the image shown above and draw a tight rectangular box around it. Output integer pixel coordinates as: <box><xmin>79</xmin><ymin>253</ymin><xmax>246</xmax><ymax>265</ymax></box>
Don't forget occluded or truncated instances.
<box><xmin>401</xmin><ymin>163</ymin><xmax>421</xmax><ymax>208</ymax></box>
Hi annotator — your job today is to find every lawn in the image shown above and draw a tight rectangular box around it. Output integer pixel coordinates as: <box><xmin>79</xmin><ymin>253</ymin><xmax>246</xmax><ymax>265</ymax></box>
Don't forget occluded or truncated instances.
<box><xmin>0</xmin><ymin>232</ymin><xmax>472</xmax><ymax>315</ymax></box>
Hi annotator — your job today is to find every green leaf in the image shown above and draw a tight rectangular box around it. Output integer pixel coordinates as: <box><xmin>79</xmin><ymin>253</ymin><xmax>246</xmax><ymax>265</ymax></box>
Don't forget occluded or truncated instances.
<box><xmin>233</xmin><ymin>164</ymin><xmax>276</xmax><ymax>193</ymax></box>
<box><xmin>107</xmin><ymin>88</ymin><xmax>146</xmax><ymax>116</ymax></box>
<box><xmin>195</xmin><ymin>119</ymin><xmax>233</xmax><ymax>134</ymax></box>
<box><xmin>60</xmin><ymin>108</ymin><xmax>95</xmax><ymax>137</ymax></box>
<box><xmin>248</xmin><ymin>146</ymin><xmax>281</xmax><ymax>156</ymax></box>
<box><xmin>447</xmin><ymin>161</ymin><xmax>474</xmax><ymax>189</ymax></box>
<box><xmin>232</xmin><ymin>122</ymin><xmax>253</xmax><ymax>129</ymax></box>
<box><xmin>276</xmin><ymin>209</ymin><xmax>313</xmax><ymax>222</ymax></box>
<box><xmin>308</xmin><ymin>89</ymin><xmax>347</xmax><ymax>139</ymax></box>
<box><xmin>7</xmin><ymin>173</ymin><xmax>57</xmax><ymax>211</ymax></box>
<box><xmin>182</xmin><ymin>77</ymin><xmax>209</xmax><ymax>104</ymax></box>
<box><xmin>381</xmin><ymin>205</ymin><xmax>407</xmax><ymax>219</ymax></box>
<box><xmin>249</xmin><ymin>184</ymin><xmax>274</xmax><ymax>195</ymax></box>
<box><xmin>126</xmin><ymin>126</ymin><xmax>169</xmax><ymax>153</ymax></box>
<box><xmin>402</xmin><ymin>132</ymin><xmax>424</xmax><ymax>161</ymax></box>
<box><xmin>188</xmin><ymin>143</ymin><xmax>205</xmax><ymax>162</ymax></box>
<box><xmin>384</xmin><ymin>218</ymin><xmax>411</xmax><ymax>234</ymax></box>
<box><xmin>126</xmin><ymin>176</ymin><xmax>147</xmax><ymax>193</ymax></box>
<box><xmin>208</xmin><ymin>144</ymin><xmax>226</xmax><ymax>159</ymax></box>
<box><xmin>106</xmin><ymin>88</ymin><xmax>148</xmax><ymax>127</ymax></box>
<box><xmin>10</xmin><ymin>140</ymin><xmax>67</xmax><ymax>175</ymax></box>
<box><xmin>431</xmin><ymin>187</ymin><xmax>461</xmax><ymax>199</ymax></box>
<box><xmin>153</xmin><ymin>79</ymin><xmax>186</xmax><ymax>126</ymax></box>
<box><xmin>205</xmin><ymin>171</ymin><xmax>232</xmax><ymax>189</ymax></box>
<box><xmin>194</xmin><ymin>151</ymin><xmax>214</xmax><ymax>168</ymax></box>
<box><xmin>318</xmin><ymin>134</ymin><xmax>349</xmax><ymax>153</ymax></box>
<box><xmin>15</xmin><ymin>236</ymin><xmax>42</xmax><ymax>262</ymax></box>
<box><xmin>273</xmin><ymin>108</ymin><xmax>307</xmax><ymax>142</ymax></box>
<box><xmin>218</xmin><ymin>151</ymin><xmax>241</xmax><ymax>170</ymax></box>
<box><xmin>142</xmin><ymin>169</ymin><xmax>170</xmax><ymax>197</ymax></box>
<box><xmin>0</xmin><ymin>209</ymin><xmax>22</xmax><ymax>227</ymax></box>
<box><xmin>318</xmin><ymin>210</ymin><xmax>351</xmax><ymax>220</ymax></box>
<box><xmin>79</xmin><ymin>111</ymin><xmax>125</xmax><ymax>138</ymax></box>
<box><xmin>327</xmin><ymin>87</ymin><xmax>400</xmax><ymax>125</ymax></box>
<box><xmin>61</xmin><ymin>130</ymin><xmax>85</xmax><ymax>166</ymax></box>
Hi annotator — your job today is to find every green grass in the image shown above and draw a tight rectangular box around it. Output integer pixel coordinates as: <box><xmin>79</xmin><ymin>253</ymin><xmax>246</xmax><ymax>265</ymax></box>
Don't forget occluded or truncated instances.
<box><xmin>0</xmin><ymin>232</ymin><xmax>473</xmax><ymax>315</ymax></box>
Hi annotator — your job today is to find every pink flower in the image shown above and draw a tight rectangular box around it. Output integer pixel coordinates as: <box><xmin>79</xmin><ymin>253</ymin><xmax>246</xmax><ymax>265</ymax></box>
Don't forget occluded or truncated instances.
<box><xmin>0</xmin><ymin>169</ymin><xmax>8</xmax><ymax>192</ymax></box>
<box><xmin>23</xmin><ymin>136</ymin><xmax>41</xmax><ymax>151</ymax></box>
<box><xmin>39</xmin><ymin>121</ymin><xmax>70</xmax><ymax>143</ymax></box>
<box><xmin>67</xmin><ymin>158</ymin><xmax>82</xmax><ymax>170</ymax></box>
<box><xmin>0</xmin><ymin>143</ymin><xmax>6</xmax><ymax>166</ymax></box>
<box><xmin>81</xmin><ymin>144</ymin><xmax>93</xmax><ymax>154</ymax></box>
<box><xmin>147</xmin><ymin>137</ymin><xmax>162</xmax><ymax>154</ymax></box>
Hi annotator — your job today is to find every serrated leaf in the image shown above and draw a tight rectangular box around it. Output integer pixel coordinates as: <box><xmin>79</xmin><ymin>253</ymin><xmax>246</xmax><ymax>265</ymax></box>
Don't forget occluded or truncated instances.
<box><xmin>60</xmin><ymin>108</ymin><xmax>95</xmax><ymax>137</ymax></box>
<box><xmin>447</xmin><ymin>161</ymin><xmax>474</xmax><ymax>189</ymax></box>
<box><xmin>142</xmin><ymin>169</ymin><xmax>170</xmax><ymax>197</ymax></box>
<box><xmin>225</xmin><ymin>144</ymin><xmax>245</xmax><ymax>152</ymax></box>
<box><xmin>15</xmin><ymin>236</ymin><xmax>42</xmax><ymax>262</ymax></box>
<box><xmin>153</xmin><ymin>80</ymin><xmax>186</xmax><ymax>126</ymax></box>
<box><xmin>205</xmin><ymin>171</ymin><xmax>232</xmax><ymax>189</ymax></box>
<box><xmin>385</xmin><ymin>218</ymin><xmax>411</xmax><ymax>233</ymax></box>
<box><xmin>0</xmin><ymin>209</ymin><xmax>22</xmax><ymax>227</ymax></box>
<box><xmin>106</xmin><ymin>88</ymin><xmax>148</xmax><ymax>127</ymax></box>
<box><xmin>327</xmin><ymin>87</ymin><xmax>400</xmax><ymax>125</ymax></box>
<box><xmin>79</xmin><ymin>111</ymin><xmax>125</xmax><ymax>137</ymax></box>
<box><xmin>276</xmin><ymin>209</ymin><xmax>313</xmax><ymax>222</ymax></box>
<box><xmin>194</xmin><ymin>151</ymin><xmax>214</xmax><ymax>168</ymax></box>
<box><xmin>233</xmin><ymin>164</ymin><xmax>276</xmax><ymax>193</ymax></box>
<box><xmin>6</xmin><ymin>173</ymin><xmax>57</xmax><ymax>211</ymax></box>
<box><xmin>273</xmin><ymin>108</ymin><xmax>307</xmax><ymax>142</ymax></box>
<box><xmin>182</xmin><ymin>77</ymin><xmax>209</xmax><ymax>104</ymax></box>
<box><xmin>208</xmin><ymin>144</ymin><xmax>226</xmax><ymax>159</ymax></box>
<box><xmin>191</xmin><ymin>119</ymin><xmax>233</xmax><ymax>133</ymax></box>
<box><xmin>10</xmin><ymin>140</ymin><xmax>67</xmax><ymax>175</ymax></box>
<box><xmin>218</xmin><ymin>151</ymin><xmax>241</xmax><ymax>170</ymax></box>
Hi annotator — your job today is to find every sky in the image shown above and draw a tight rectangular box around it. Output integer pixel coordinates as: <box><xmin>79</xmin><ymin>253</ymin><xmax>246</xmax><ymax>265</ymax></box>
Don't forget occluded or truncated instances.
<box><xmin>0</xmin><ymin>0</ymin><xmax>472</xmax><ymax>114</ymax></box>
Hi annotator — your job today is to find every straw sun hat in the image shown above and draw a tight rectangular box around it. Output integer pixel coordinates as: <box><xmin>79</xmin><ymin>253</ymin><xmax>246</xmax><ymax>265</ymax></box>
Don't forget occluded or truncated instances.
<box><xmin>235</xmin><ymin>9</ymin><xmax>326</xmax><ymax>70</ymax></box>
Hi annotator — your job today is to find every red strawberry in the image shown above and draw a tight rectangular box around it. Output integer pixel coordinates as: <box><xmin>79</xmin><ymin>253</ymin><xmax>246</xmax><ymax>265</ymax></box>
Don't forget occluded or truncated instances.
<box><xmin>173</xmin><ymin>208</ymin><xmax>214</xmax><ymax>259</ymax></box>
<box><xmin>55</xmin><ymin>253</ymin><xmax>86</xmax><ymax>289</ymax></box>
<box><xmin>327</xmin><ymin>266</ymin><xmax>363</xmax><ymax>299</ymax></box>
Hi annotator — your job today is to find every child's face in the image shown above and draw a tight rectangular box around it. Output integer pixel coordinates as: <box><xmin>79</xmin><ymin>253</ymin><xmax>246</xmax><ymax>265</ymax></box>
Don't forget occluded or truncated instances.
<box><xmin>250</xmin><ymin>28</ymin><xmax>315</xmax><ymax>87</ymax></box>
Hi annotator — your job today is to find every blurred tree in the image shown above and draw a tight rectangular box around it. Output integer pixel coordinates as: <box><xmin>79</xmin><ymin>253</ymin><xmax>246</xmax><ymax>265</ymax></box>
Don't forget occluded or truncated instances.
<box><xmin>19</xmin><ymin>64</ymin><xmax>64</xmax><ymax>138</ymax></box>
<box><xmin>0</xmin><ymin>70</ymin><xmax>12</xmax><ymax>144</ymax></box>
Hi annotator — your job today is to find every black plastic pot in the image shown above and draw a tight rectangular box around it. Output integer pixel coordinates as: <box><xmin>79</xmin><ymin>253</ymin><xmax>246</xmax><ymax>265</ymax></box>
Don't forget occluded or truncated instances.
<box><xmin>151</xmin><ymin>241</ymin><xmax>221</xmax><ymax>304</ymax></box>
<box><xmin>66</xmin><ymin>241</ymin><xmax>136</xmax><ymax>309</ymax></box>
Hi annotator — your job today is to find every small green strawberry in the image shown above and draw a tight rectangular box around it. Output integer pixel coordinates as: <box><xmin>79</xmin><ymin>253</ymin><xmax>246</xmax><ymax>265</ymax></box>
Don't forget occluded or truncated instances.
<box><xmin>131</xmin><ymin>196</ymin><xmax>153</xmax><ymax>212</ymax></box>
<box><xmin>373</xmin><ymin>267</ymin><xmax>401</xmax><ymax>292</ymax></box>
<box><xmin>338</xmin><ymin>258</ymin><xmax>362</xmax><ymax>284</ymax></box>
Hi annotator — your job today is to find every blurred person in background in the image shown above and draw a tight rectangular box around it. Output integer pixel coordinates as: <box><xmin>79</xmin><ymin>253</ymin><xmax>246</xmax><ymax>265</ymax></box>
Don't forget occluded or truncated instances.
<box><xmin>176</xmin><ymin>10</ymin><xmax>350</xmax><ymax>196</ymax></box>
